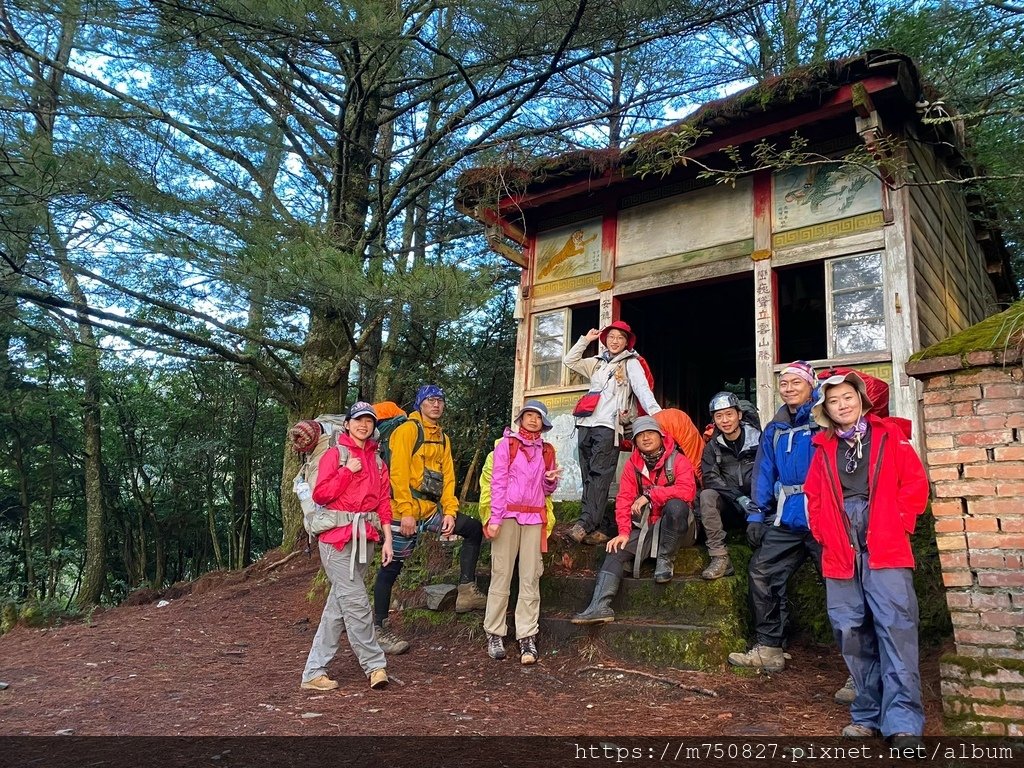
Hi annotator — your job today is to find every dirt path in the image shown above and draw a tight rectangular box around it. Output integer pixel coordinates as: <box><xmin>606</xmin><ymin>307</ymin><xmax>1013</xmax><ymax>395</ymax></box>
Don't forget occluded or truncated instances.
<box><xmin>0</xmin><ymin>551</ymin><xmax>946</xmax><ymax>736</ymax></box>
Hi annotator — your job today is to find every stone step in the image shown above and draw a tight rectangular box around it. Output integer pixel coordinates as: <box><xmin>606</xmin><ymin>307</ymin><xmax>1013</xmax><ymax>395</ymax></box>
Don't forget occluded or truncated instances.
<box><xmin>542</xmin><ymin>527</ymin><xmax>710</xmax><ymax>578</ymax></box>
<box><xmin>539</xmin><ymin>613</ymin><xmax>746</xmax><ymax>671</ymax></box>
<box><xmin>538</xmin><ymin>572</ymin><xmax>746</xmax><ymax>627</ymax></box>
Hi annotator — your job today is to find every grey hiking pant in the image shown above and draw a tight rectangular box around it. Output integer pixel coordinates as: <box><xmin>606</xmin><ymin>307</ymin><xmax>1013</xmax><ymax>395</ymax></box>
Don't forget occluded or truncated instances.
<box><xmin>698</xmin><ymin>488</ymin><xmax>745</xmax><ymax>558</ymax></box>
<box><xmin>302</xmin><ymin>539</ymin><xmax>386</xmax><ymax>683</ymax></box>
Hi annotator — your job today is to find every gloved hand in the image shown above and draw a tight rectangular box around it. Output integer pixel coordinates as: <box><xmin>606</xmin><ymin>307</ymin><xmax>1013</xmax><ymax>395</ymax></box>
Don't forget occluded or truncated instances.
<box><xmin>736</xmin><ymin>495</ymin><xmax>751</xmax><ymax>513</ymax></box>
<box><xmin>746</xmin><ymin>521</ymin><xmax>767</xmax><ymax>548</ymax></box>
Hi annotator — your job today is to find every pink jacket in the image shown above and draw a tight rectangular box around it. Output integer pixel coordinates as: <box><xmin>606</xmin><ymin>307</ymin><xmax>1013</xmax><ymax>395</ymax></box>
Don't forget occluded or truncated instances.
<box><xmin>313</xmin><ymin>433</ymin><xmax>393</xmax><ymax>551</ymax></box>
<box><xmin>489</xmin><ymin>429</ymin><xmax>558</xmax><ymax>526</ymax></box>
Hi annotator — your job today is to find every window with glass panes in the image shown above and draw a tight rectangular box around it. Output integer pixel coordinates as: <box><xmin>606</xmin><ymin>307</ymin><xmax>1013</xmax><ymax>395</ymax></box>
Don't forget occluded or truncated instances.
<box><xmin>530</xmin><ymin>310</ymin><xmax>567</xmax><ymax>388</ymax></box>
<box><xmin>826</xmin><ymin>252</ymin><xmax>886</xmax><ymax>355</ymax></box>
<box><xmin>529</xmin><ymin>305</ymin><xmax>599</xmax><ymax>389</ymax></box>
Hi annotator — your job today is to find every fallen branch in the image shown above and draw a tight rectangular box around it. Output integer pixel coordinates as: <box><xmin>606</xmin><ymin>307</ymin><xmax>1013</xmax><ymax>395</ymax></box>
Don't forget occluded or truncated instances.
<box><xmin>264</xmin><ymin>550</ymin><xmax>303</xmax><ymax>572</ymax></box>
<box><xmin>578</xmin><ymin>665</ymin><xmax>718</xmax><ymax>697</ymax></box>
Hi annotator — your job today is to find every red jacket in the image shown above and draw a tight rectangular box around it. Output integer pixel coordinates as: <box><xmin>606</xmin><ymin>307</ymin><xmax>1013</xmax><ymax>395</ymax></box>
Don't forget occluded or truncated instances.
<box><xmin>614</xmin><ymin>437</ymin><xmax>697</xmax><ymax>537</ymax></box>
<box><xmin>313</xmin><ymin>433</ymin><xmax>393</xmax><ymax>551</ymax></box>
<box><xmin>805</xmin><ymin>414</ymin><xmax>929</xmax><ymax>579</ymax></box>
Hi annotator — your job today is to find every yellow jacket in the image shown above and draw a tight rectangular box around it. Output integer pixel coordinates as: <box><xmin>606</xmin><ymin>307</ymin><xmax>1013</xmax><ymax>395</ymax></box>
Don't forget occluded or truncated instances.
<box><xmin>387</xmin><ymin>411</ymin><xmax>458</xmax><ymax>520</ymax></box>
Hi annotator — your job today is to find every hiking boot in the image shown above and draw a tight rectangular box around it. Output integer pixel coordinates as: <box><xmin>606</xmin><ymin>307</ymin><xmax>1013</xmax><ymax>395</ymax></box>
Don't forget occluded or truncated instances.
<box><xmin>727</xmin><ymin>644</ymin><xmax>785</xmax><ymax>672</ymax></box>
<box><xmin>567</xmin><ymin>523</ymin><xmax>587</xmax><ymax>543</ymax></box>
<box><xmin>701</xmin><ymin>555</ymin><xmax>734</xmax><ymax>580</ymax></box>
<box><xmin>834</xmin><ymin>675</ymin><xmax>856</xmax><ymax>704</ymax></box>
<box><xmin>375</xmin><ymin>623</ymin><xmax>410</xmax><ymax>655</ymax></box>
<box><xmin>842</xmin><ymin>723</ymin><xmax>880</xmax><ymax>738</ymax></box>
<box><xmin>300</xmin><ymin>674</ymin><xmax>339</xmax><ymax>692</ymax></box>
<box><xmin>571</xmin><ymin>571</ymin><xmax>620</xmax><ymax>625</ymax></box>
<box><xmin>487</xmin><ymin>633</ymin><xmax>506</xmax><ymax>660</ymax></box>
<box><xmin>368</xmin><ymin>668</ymin><xmax>389</xmax><ymax>690</ymax></box>
<box><xmin>455</xmin><ymin>582</ymin><xmax>487</xmax><ymax>613</ymax></box>
<box><xmin>888</xmin><ymin>733</ymin><xmax>924</xmax><ymax>751</ymax></box>
<box><xmin>520</xmin><ymin>635</ymin><xmax>538</xmax><ymax>665</ymax></box>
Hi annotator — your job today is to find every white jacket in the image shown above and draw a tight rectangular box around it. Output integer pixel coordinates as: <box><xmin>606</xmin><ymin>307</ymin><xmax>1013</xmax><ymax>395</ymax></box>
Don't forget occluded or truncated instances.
<box><xmin>563</xmin><ymin>335</ymin><xmax>661</xmax><ymax>445</ymax></box>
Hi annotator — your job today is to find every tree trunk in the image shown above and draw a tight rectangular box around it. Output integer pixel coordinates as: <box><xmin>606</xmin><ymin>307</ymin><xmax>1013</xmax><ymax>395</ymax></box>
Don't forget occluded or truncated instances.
<box><xmin>11</xmin><ymin>428</ymin><xmax>35</xmax><ymax>599</ymax></box>
<box><xmin>205</xmin><ymin>457</ymin><xmax>225</xmax><ymax>569</ymax></box>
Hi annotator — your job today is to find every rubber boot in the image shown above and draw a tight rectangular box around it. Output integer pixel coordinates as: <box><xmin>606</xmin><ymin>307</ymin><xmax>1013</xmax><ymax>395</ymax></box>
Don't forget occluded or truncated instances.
<box><xmin>654</xmin><ymin>523</ymin><xmax>683</xmax><ymax>584</ymax></box>
<box><xmin>571</xmin><ymin>571</ymin><xmax>621</xmax><ymax>624</ymax></box>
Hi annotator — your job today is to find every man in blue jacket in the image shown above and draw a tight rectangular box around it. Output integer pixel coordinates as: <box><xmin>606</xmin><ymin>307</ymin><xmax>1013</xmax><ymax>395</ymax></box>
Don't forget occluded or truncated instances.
<box><xmin>728</xmin><ymin>361</ymin><xmax>821</xmax><ymax>672</ymax></box>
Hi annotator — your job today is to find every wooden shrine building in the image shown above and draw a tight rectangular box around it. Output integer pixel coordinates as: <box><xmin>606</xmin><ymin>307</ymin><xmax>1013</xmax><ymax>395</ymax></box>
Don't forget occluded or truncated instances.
<box><xmin>456</xmin><ymin>50</ymin><xmax>1016</xmax><ymax>499</ymax></box>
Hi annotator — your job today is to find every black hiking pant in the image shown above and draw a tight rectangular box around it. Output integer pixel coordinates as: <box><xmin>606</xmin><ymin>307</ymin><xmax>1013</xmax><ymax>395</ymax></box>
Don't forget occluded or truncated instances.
<box><xmin>372</xmin><ymin>511</ymin><xmax>482</xmax><ymax>626</ymax></box>
<box><xmin>577</xmin><ymin>425</ymin><xmax>619</xmax><ymax>536</ymax></box>
<box><xmin>598</xmin><ymin>499</ymin><xmax>691</xmax><ymax>578</ymax></box>
<box><xmin>747</xmin><ymin>524</ymin><xmax>822</xmax><ymax>648</ymax></box>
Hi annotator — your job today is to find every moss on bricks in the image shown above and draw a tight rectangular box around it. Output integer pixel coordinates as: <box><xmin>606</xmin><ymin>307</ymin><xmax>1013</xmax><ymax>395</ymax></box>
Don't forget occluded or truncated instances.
<box><xmin>910</xmin><ymin>300</ymin><xmax>1024</xmax><ymax>361</ymax></box>
<box><xmin>940</xmin><ymin>655</ymin><xmax>1024</xmax><ymax>676</ymax></box>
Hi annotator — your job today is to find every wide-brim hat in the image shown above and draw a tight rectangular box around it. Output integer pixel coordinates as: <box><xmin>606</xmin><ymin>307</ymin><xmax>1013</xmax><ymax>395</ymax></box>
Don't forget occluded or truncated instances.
<box><xmin>515</xmin><ymin>399</ymin><xmax>553</xmax><ymax>431</ymax></box>
<box><xmin>631</xmin><ymin>415</ymin><xmax>663</xmax><ymax>437</ymax></box>
<box><xmin>811</xmin><ymin>371</ymin><xmax>873</xmax><ymax>429</ymax></box>
<box><xmin>599</xmin><ymin>320</ymin><xmax>636</xmax><ymax>349</ymax></box>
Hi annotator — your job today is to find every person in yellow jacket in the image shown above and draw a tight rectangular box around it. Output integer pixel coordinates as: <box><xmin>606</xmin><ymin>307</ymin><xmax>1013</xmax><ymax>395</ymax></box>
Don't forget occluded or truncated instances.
<box><xmin>372</xmin><ymin>384</ymin><xmax>487</xmax><ymax>655</ymax></box>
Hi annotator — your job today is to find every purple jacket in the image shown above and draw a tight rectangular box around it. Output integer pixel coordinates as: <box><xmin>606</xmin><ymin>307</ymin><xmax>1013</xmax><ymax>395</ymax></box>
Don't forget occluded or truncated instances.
<box><xmin>490</xmin><ymin>429</ymin><xmax>557</xmax><ymax>526</ymax></box>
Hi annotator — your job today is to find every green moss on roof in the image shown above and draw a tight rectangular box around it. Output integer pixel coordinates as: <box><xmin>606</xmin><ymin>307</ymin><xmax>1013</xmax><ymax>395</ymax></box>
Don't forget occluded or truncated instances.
<box><xmin>910</xmin><ymin>300</ymin><xmax>1024</xmax><ymax>361</ymax></box>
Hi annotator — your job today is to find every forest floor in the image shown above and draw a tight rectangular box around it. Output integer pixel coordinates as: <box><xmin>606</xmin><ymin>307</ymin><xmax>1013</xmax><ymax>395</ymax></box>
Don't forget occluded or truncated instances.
<box><xmin>0</xmin><ymin>549</ymin><xmax>948</xmax><ymax>737</ymax></box>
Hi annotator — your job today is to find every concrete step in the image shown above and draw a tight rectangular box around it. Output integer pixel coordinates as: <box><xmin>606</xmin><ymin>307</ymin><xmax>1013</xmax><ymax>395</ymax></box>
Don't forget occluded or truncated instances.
<box><xmin>540</xmin><ymin>613</ymin><xmax>747</xmax><ymax>671</ymax></box>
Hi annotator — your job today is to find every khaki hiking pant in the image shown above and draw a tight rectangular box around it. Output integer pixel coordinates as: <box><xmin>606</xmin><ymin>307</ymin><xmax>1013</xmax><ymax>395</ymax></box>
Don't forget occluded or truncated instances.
<box><xmin>483</xmin><ymin>519</ymin><xmax>544</xmax><ymax>640</ymax></box>
<box><xmin>302</xmin><ymin>539</ymin><xmax>385</xmax><ymax>683</ymax></box>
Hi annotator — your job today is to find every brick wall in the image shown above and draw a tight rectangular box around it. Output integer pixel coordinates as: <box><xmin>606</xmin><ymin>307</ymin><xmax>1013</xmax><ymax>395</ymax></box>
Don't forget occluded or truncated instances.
<box><xmin>908</xmin><ymin>351</ymin><xmax>1024</xmax><ymax>735</ymax></box>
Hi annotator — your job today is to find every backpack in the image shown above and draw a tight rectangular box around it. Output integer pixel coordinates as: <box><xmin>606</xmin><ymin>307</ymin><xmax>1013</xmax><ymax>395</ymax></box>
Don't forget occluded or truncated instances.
<box><xmin>614</xmin><ymin>353</ymin><xmax>655</xmax><ymax>417</ymax></box>
<box><xmin>376</xmin><ymin>413</ymin><xmax>448</xmax><ymax>468</ymax></box>
<box><xmin>738</xmin><ymin>398</ymin><xmax>761</xmax><ymax>430</ymax></box>
<box><xmin>478</xmin><ymin>437</ymin><xmax>556</xmax><ymax>544</ymax></box>
<box><xmin>289</xmin><ymin>414</ymin><xmax>384</xmax><ymax>537</ymax></box>
<box><xmin>816</xmin><ymin>366</ymin><xmax>890</xmax><ymax>417</ymax></box>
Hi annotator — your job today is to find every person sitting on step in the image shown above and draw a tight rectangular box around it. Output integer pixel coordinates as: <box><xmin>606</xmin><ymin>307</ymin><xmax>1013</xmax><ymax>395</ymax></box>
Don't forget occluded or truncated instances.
<box><xmin>571</xmin><ymin>416</ymin><xmax>696</xmax><ymax>625</ymax></box>
<box><xmin>697</xmin><ymin>392</ymin><xmax>761</xmax><ymax>580</ymax></box>
<box><xmin>372</xmin><ymin>384</ymin><xmax>487</xmax><ymax>655</ymax></box>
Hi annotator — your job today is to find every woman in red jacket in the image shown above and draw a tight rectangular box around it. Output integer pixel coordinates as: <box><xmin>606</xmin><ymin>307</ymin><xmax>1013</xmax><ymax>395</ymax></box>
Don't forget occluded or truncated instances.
<box><xmin>300</xmin><ymin>402</ymin><xmax>394</xmax><ymax>693</ymax></box>
<box><xmin>804</xmin><ymin>372</ymin><xmax>929</xmax><ymax>748</ymax></box>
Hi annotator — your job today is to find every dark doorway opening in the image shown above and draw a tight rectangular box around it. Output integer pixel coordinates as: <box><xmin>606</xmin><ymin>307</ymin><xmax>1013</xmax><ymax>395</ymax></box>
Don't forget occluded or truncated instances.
<box><xmin>619</xmin><ymin>273</ymin><xmax>756</xmax><ymax>426</ymax></box>
<box><xmin>776</xmin><ymin>262</ymin><xmax>826</xmax><ymax>363</ymax></box>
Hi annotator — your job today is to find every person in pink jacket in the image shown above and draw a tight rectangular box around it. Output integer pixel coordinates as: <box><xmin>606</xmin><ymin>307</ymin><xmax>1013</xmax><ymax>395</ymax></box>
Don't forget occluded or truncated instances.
<box><xmin>483</xmin><ymin>400</ymin><xmax>561</xmax><ymax>664</ymax></box>
<box><xmin>300</xmin><ymin>402</ymin><xmax>394</xmax><ymax>692</ymax></box>
<box><xmin>804</xmin><ymin>372</ymin><xmax>929</xmax><ymax>748</ymax></box>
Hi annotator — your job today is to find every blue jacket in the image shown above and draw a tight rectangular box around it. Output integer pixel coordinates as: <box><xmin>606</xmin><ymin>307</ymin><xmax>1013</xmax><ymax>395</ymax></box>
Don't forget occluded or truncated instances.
<box><xmin>747</xmin><ymin>398</ymin><xmax>819</xmax><ymax>530</ymax></box>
